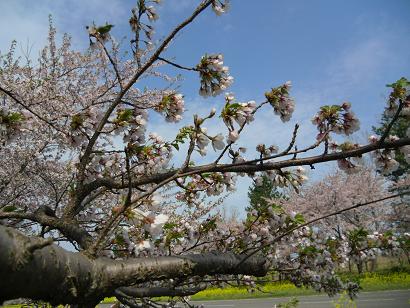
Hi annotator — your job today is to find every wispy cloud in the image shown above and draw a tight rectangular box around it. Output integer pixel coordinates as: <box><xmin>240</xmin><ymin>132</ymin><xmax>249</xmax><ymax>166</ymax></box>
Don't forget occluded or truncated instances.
<box><xmin>327</xmin><ymin>38</ymin><xmax>390</xmax><ymax>88</ymax></box>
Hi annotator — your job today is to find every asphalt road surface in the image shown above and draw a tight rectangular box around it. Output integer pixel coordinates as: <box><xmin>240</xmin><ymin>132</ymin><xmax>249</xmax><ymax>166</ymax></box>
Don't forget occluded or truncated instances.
<box><xmin>190</xmin><ymin>289</ymin><xmax>410</xmax><ymax>307</ymax></box>
<box><xmin>99</xmin><ymin>289</ymin><xmax>410</xmax><ymax>307</ymax></box>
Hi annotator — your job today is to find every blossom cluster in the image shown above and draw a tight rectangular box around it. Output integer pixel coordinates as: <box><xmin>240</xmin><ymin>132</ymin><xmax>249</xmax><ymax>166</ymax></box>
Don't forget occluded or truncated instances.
<box><xmin>347</xmin><ymin>229</ymin><xmax>406</xmax><ymax>264</ymax></box>
<box><xmin>373</xmin><ymin>150</ymin><xmax>400</xmax><ymax>175</ymax></box>
<box><xmin>197</xmin><ymin>54</ymin><xmax>233</xmax><ymax>97</ymax></box>
<box><xmin>175</xmin><ymin>172</ymin><xmax>237</xmax><ymax>204</ymax></box>
<box><xmin>240</xmin><ymin>203</ymin><xmax>360</xmax><ymax>298</ymax></box>
<box><xmin>113</xmin><ymin>191</ymin><xmax>173</xmax><ymax>256</ymax></box>
<box><xmin>256</xmin><ymin>143</ymin><xmax>279</xmax><ymax>158</ymax></box>
<box><xmin>328</xmin><ymin>141</ymin><xmax>362</xmax><ymax>174</ymax></box>
<box><xmin>221</xmin><ymin>93</ymin><xmax>256</xmax><ymax>143</ymax></box>
<box><xmin>129</xmin><ymin>0</ymin><xmax>161</xmax><ymax>39</ymax></box>
<box><xmin>368</xmin><ymin>135</ymin><xmax>400</xmax><ymax>175</ymax></box>
<box><xmin>195</xmin><ymin>127</ymin><xmax>226</xmax><ymax>156</ymax></box>
<box><xmin>254</xmin><ymin>167</ymin><xmax>308</xmax><ymax>189</ymax></box>
<box><xmin>115</xmin><ymin>201</ymin><xmax>233</xmax><ymax>258</ymax></box>
<box><xmin>154</xmin><ymin>93</ymin><xmax>185</xmax><ymax>123</ymax></box>
<box><xmin>145</xmin><ymin>5</ymin><xmax>159</xmax><ymax>22</ymax></box>
<box><xmin>122</xmin><ymin>210</ymin><xmax>169</xmax><ymax>255</ymax></box>
<box><xmin>384</xmin><ymin>77</ymin><xmax>410</xmax><ymax>117</ymax></box>
<box><xmin>119</xmin><ymin>108</ymin><xmax>148</xmax><ymax>144</ymax></box>
<box><xmin>264</xmin><ymin>81</ymin><xmax>295</xmax><ymax>122</ymax></box>
<box><xmin>400</xmin><ymin>145</ymin><xmax>410</xmax><ymax>164</ymax></box>
<box><xmin>311</xmin><ymin>102</ymin><xmax>360</xmax><ymax>139</ymax></box>
<box><xmin>83</xmin><ymin>153</ymin><xmax>122</xmax><ymax>183</ymax></box>
<box><xmin>212</xmin><ymin>0</ymin><xmax>230</xmax><ymax>16</ymax></box>
<box><xmin>130</xmin><ymin>132</ymin><xmax>173</xmax><ymax>174</ymax></box>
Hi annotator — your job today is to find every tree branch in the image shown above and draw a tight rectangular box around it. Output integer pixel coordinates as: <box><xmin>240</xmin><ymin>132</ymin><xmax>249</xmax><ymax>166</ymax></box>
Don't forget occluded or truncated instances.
<box><xmin>0</xmin><ymin>225</ymin><xmax>268</xmax><ymax>305</ymax></box>
<box><xmin>76</xmin><ymin>0</ymin><xmax>213</xmax><ymax>180</ymax></box>
<box><xmin>86</xmin><ymin>137</ymin><xmax>410</xmax><ymax>193</ymax></box>
<box><xmin>0</xmin><ymin>86</ymin><xmax>68</xmax><ymax>136</ymax></box>
<box><xmin>0</xmin><ymin>210</ymin><xmax>93</xmax><ymax>249</ymax></box>
<box><xmin>157</xmin><ymin>56</ymin><xmax>198</xmax><ymax>71</ymax></box>
<box><xmin>68</xmin><ymin>0</ymin><xmax>214</xmax><ymax>219</ymax></box>
<box><xmin>379</xmin><ymin>98</ymin><xmax>406</xmax><ymax>144</ymax></box>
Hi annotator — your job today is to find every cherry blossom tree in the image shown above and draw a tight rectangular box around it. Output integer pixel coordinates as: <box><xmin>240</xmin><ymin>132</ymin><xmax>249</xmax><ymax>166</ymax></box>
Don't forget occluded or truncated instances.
<box><xmin>283</xmin><ymin>167</ymin><xmax>388</xmax><ymax>237</ymax></box>
<box><xmin>282</xmin><ymin>166</ymin><xmax>401</xmax><ymax>273</ymax></box>
<box><xmin>1</xmin><ymin>1</ymin><xmax>410</xmax><ymax>307</ymax></box>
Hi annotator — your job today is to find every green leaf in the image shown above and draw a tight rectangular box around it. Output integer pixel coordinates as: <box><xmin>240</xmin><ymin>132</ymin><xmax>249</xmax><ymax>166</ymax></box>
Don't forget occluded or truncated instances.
<box><xmin>386</xmin><ymin>77</ymin><xmax>410</xmax><ymax>88</ymax></box>
<box><xmin>201</xmin><ymin>218</ymin><xmax>217</xmax><ymax>232</ymax></box>
<box><xmin>96</xmin><ymin>24</ymin><xmax>114</xmax><ymax>34</ymax></box>
<box><xmin>70</xmin><ymin>114</ymin><xmax>84</xmax><ymax>130</ymax></box>
<box><xmin>2</xmin><ymin>205</ymin><xmax>17</xmax><ymax>212</ymax></box>
<box><xmin>7</xmin><ymin>112</ymin><xmax>23</xmax><ymax>123</ymax></box>
<box><xmin>294</xmin><ymin>213</ymin><xmax>305</xmax><ymax>224</ymax></box>
<box><xmin>163</xmin><ymin>222</ymin><xmax>178</xmax><ymax>230</ymax></box>
<box><xmin>116</xmin><ymin>109</ymin><xmax>133</xmax><ymax>123</ymax></box>
<box><xmin>114</xmin><ymin>234</ymin><xmax>126</xmax><ymax>246</ymax></box>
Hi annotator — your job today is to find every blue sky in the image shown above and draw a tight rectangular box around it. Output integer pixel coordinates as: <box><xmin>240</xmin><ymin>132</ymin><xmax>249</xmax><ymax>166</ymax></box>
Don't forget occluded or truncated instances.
<box><xmin>1</xmin><ymin>0</ymin><xmax>409</xmax><ymax>215</ymax></box>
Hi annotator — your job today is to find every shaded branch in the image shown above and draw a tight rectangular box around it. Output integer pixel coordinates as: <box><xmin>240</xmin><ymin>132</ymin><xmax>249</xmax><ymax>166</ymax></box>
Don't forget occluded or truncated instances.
<box><xmin>0</xmin><ymin>210</ymin><xmax>93</xmax><ymax>249</ymax></box>
<box><xmin>0</xmin><ymin>225</ymin><xmax>268</xmax><ymax>305</ymax></box>
<box><xmin>117</xmin><ymin>284</ymin><xmax>206</xmax><ymax>298</ymax></box>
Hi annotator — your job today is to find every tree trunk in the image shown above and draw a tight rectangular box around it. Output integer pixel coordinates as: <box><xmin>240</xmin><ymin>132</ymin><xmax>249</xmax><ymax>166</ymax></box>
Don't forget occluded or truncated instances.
<box><xmin>356</xmin><ymin>261</ymin><xmax>363</xmax><ymax>274</ymax></box>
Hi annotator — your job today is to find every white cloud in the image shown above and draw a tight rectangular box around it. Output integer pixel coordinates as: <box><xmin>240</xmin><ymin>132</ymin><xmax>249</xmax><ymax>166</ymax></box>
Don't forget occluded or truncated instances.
<box><xmin>0</xmin><ymin>0</ymin><xmax>129</xmax><ymax>57</ymax></box>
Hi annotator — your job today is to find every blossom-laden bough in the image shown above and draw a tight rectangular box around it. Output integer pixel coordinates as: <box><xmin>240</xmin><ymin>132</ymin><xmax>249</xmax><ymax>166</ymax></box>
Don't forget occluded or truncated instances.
<box><xmin>0</xmin><ymin>0</ymin><xmax>409</xmax><ymax>307</ymax></box>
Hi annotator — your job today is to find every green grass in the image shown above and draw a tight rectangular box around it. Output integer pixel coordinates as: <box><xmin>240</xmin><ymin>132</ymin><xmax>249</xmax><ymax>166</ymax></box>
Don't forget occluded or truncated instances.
<box><xmin>341</xmin><ymin>269</ymin><xmax>410</xmax><ymax>292</ymax></box>
<box><xmin>190</xmin><ymin>282</ymin><xmax>316</xmax><ymax>301</ymax></box>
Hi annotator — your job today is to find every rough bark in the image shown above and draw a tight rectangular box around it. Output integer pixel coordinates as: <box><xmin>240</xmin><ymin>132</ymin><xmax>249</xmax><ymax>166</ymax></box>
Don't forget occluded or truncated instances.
<box><xmin>0</xmin><ymin>225</ymin><xmax>268</xmax><ymax>306</ymax></box>
<box><xmin>117</xmin><ymin>285</ymin><xmax>206</xmax><ymax>298</ymax></box>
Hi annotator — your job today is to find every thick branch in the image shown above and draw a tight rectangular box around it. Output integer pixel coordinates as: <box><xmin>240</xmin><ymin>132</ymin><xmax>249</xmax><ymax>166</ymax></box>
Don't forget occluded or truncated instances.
<box><xmin>0</xmin><ymin>225</ymin><xmax>268</xmax><ymax>305</ymax></box>
<box><xmin>86</xmin><ymin>137</ymin><xmax>410</xmax><ymax>193</ymax></box>
<box><xmin>0</xmin><ymin>210</ymin><xmax>93</xmax><ymax>249</ymax></box>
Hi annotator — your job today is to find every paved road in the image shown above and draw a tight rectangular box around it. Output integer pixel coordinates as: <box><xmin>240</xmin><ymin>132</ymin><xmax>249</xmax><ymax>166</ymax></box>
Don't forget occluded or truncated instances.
<box><xmin>190</xmin><ymin>289</ymin><xmax>410</xmax><ymax>307</ymax></box>
<box><xmin>99</xmin><ymin>289</ymin><xmax>409</xmax><ymax>307</ymax></box>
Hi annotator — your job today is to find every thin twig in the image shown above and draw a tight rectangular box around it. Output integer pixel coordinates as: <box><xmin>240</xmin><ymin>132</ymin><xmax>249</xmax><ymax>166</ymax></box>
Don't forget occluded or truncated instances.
<box><xmin>157</xmin><ymin>56</ymin><xmax>198</xmax><ymax>71</ymax></box>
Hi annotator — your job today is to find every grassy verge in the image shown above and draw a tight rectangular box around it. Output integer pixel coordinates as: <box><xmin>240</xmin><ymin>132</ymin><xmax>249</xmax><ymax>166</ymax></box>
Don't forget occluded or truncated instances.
<box><xmin>189</xmin><ymin>272</ymin><xmax>410</xmax><ymax>301</ymax></box>
<box><xmin>100</xmin><ymin>268</ymin><xmax>410</xmax><ymax>303</ymax></box>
